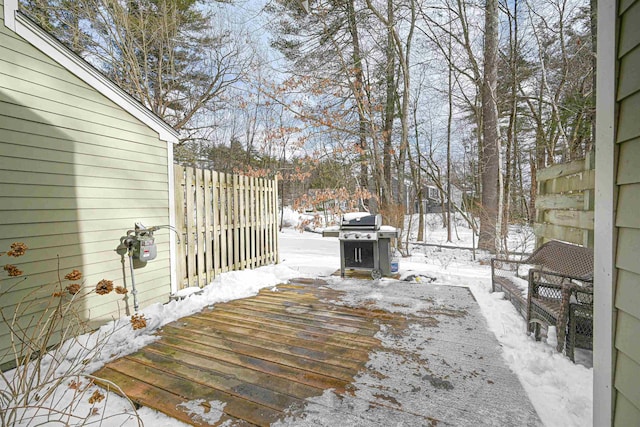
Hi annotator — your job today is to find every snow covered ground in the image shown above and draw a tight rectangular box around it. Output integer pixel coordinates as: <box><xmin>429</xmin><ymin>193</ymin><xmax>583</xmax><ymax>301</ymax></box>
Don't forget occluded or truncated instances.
<box><xmin>1</xmin><ymin>215</ymin><xmax>592</xmax><ymax>426</ymax></box>
<box><xmin>278</xmin><ymin>228</ymin><xmax>592</xmax><ymax>427</ymax></box>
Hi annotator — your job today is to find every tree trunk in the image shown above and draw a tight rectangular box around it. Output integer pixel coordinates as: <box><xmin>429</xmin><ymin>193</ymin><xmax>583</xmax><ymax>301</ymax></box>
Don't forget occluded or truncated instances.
<box><xmin>478</xmin><ymin>0</ymin><xmax>500</xmax><ymax>253</ymax></box>
<box><xmin>503</xmin><ymin>0</ymin><xmax>518</xmax><ymax>250</ymax></box>
<box><xmin>346</xmin><ymin>0</ymin><xmax>370</xmax><ymax>210</ymax></box>
<box><xmin>590</xmin><ymin>0</ymin><xmax>597</xmax><ymax>150</ymax></box>
<box><xmin>446</xmin><ymin>16</ymin><xmax>453</xmax><ymax>243</ymax></box>
<box><xmin>382</xmin><ymin>0</ymin><xmax>395</xmax><ymax>208</ymax></box>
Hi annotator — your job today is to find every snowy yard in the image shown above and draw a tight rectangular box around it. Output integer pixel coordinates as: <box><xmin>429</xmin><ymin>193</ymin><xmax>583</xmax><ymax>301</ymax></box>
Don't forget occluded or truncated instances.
<box><xmin>278</xmin><ymin>228</ymin><xmax>592</xmax><ymax>427</ymax></box>
<box><xmin>2</xmin><ymin>218</ymin><xmax>592</xmax><ymax>426</ymax></box>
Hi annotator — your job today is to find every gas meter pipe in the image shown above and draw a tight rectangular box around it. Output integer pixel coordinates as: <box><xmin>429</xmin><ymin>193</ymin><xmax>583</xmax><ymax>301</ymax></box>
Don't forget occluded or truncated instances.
<box><xmin>123</xmin><ymin>223</ymin><xmax>181</xmax><ymax>313</ymax></box>
<box><xmin>127</xmin><ymin>246</ymin><xmax>140</xmax><ymax>312</ymax></box>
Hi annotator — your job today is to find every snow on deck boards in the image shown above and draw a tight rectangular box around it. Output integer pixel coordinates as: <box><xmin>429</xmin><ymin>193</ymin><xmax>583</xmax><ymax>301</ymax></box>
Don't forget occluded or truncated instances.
<box><xmin>93</xmin><ymin>278</ymin><xmax>541</xmax><ymax>426</ymax></box>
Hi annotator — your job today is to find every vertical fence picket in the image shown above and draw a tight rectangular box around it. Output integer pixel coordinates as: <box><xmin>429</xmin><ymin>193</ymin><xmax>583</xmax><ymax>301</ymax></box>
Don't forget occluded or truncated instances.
<box><xmin>267</xmin><ymin>180</ymin><xmax>276</xmax><ymax>263</ymax></box>
<box><xmin>211</xmin><ymin>171</ymin><xmax>221</xmax><ymax>277</ymax></box>
<box><xmin>265</xmin><ymin>179</ymin><xmax>272</xmax><ymax>263</ymax></box>
<box><xmin>173</xmin><ymin>165</ymin><xmax>186</xmax><ymax>288</ymax></box>
<box><xmin>273</xmin><ymin>176</ymin><xmax>280</xmax><ymax>263</ymax></box>
<box><xmin>204</xmin><ymin>169</ymin><xmax>214</xmax><ymax>284</ymax></box>
<box><xmin>195</xmin><ymin>168</ymin><xmax>205</xmax><ymax>287</ymax></box>
<box><xmin>257</xmin><ymin>178</ymin><xmax>265</xmax><ymax>264</ymax></box>
<box><xmin>239</xmin><ymin>175</ymin><xmax>247</xmax><ymax>269</ymax></box>
<box><xmin>185</xmin><ymin>167</ymin><xmax>196</xmax><ymax>287</ymax></box>
<box><xmin>244</xmin><ymin>175</ymin><xmax>251</xmax><ymax>268</ymax></box>
<box><xmin>233</xmin><ymin>174</ymin><xmax>240</xmax><ymax>270</ymax></box>
<box><xmin>219</xmin><ymin>172</ymin><xmax>228</xmax><ymax>273</ymax></box>
<box><xmin>264</xmin><ymin>178</ymin><xmax>269</xmax><ymax>263</ymax></box>
<box><xmin>249</xmin><ymin>176</ymin><xmax>257</xmax><ymax>269</ymax></box>
<box><xmin>226</xmin><ymin>173</ymin><xmax>234</xmax><ymax>270</ymax></box>
<box><xmin>271</xmin><ymin>178</ymin><xmax>277</xmax><ymax>262</ymax></box>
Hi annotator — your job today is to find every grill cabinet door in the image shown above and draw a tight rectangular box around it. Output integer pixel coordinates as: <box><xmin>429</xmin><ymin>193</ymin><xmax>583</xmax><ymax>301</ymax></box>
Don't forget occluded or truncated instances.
<box><xmin>343</xmin><ymin>241</ymin><xmax>375</xmax><ymax>269</ymax></box>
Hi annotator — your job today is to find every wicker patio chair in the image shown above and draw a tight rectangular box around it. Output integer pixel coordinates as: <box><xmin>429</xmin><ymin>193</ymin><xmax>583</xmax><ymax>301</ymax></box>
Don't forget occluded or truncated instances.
<box><xmin>527</xmin><ymin>268</ymin><xmax>593</xmax><ymax>361</ymax></box>
<box><xmin>491</xmin><ymin>240</ymin><xmax>594</xmax><ymax>361</ymax></box>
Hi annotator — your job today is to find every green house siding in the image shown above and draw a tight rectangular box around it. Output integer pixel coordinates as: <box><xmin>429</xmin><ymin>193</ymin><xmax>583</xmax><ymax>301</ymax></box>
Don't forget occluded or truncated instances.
<box><xmin>0</xmin><ymin>1</ymin><xmax>173</xmax><ymax>367</ymax></box>
<box><xmin>614</xmin><ymin>0</ymin><xmax>640</xmax><ymax>422</ymax></box>
<box><xmin>614</xmin><ymin>393</ymin><xmax>640</xmax><ymax>427</ymax></box>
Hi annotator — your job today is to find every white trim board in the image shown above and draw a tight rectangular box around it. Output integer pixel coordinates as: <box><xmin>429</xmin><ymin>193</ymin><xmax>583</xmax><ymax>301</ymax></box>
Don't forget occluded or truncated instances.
<box><xmin>594</xmin><ymin>0</ymin><xmax>618</xmax><ymax>425</ymax></box>
<box><xmin>167</xmin><ymin>148</ymin><xmax>178</xmax><ymax>295</ymax></box>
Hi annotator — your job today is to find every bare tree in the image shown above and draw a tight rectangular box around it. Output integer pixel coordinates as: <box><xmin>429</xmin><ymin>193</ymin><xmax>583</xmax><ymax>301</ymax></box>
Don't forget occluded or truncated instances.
<box><xmin>22</xmin><ymin>0</ymin><xmax>254</xmax><ymax>145</ymax></box>
<box><xmin>477</xmin><ymin>0</ymin><xmax>501</xmax><ymax>253</ymax></box>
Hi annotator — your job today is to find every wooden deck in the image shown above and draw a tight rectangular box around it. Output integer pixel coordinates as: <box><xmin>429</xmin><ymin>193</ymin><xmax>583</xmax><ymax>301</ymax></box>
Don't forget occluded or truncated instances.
<box><xmin>93</xmin><ymin>278</ymin><xmax>406</xmax><ymax>426</ymax></box>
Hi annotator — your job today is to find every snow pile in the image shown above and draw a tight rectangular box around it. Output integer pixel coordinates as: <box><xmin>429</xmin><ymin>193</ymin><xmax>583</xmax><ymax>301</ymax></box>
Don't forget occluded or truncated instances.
<box><xmin>280</xmin><ymin>206</ymin><xmax>303</xmax><ymax>227</ymax></box>
<box><xmin>472</xmin><ymin>287</ymin><xmax>592</xmax><ymax>427</ymax></box>
<box><xmin>280</xmin><ymin>206</ymin><xmax>320</xmax><ymax>228</ymax></box>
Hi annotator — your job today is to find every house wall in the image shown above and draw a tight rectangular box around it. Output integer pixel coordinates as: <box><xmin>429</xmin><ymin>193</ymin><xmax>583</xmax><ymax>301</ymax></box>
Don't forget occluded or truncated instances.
<box><xmin>613</xmin><ymin>0</ymin><xmax>640</xmax><ymax>423</ymax></box>
<box><xmin>0</xmin><ymin>1</ymin><xmax>172</xmax><ymax>367</ymax></box>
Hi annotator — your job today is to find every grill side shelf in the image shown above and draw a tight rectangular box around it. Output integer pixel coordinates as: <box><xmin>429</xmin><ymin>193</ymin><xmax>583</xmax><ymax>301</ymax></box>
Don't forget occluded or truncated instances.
<box><xmin>322</xmin><ymin>227</ymin><xmax>340</xmax><ymax>238</ymax></box>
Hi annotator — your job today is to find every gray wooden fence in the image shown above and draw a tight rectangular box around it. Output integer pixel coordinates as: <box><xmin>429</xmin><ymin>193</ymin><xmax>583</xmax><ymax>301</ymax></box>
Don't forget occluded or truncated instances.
<box><xmin>534</xmin><ymin>152</ymin><xmax>595</xmax><ymax>248</ymax></box>
<box><xmin>174</xmin><ymin>165</ymin><xmax>279</xmax><ymax>289</ymax></box>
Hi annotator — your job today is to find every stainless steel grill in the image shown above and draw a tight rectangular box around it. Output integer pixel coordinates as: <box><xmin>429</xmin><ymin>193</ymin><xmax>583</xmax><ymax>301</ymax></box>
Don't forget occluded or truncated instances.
<box><xmin>323</xmin><ymin>213</ymin><xmax>399</xmax><ymax>279</ymax></box>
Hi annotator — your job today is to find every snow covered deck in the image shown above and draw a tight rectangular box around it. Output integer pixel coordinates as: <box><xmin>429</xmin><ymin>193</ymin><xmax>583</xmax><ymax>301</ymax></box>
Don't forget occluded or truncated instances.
<box><xmin>93</xmin><ymin>278</ymin><xmax>541</xmax><ymax>426</ymax></box>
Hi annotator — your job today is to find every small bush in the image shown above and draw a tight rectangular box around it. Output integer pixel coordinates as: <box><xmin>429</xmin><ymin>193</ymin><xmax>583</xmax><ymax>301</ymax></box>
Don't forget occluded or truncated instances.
<box><xmin>0</xmin><ymin>243</ymin><xmax>143</xmax><ymax>426</ymax></box>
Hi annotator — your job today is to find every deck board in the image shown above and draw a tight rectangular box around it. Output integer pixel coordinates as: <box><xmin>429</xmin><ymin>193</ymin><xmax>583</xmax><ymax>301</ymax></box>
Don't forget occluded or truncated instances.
<box><xmin>189</xmin><ymin>312</ymin><xmax>378</xmax><ymax>352</ymax></box>
<box><xmin>190</xmin><ymin>310</ymin><xmax>378</xmax><ymax>350</ymax></box>
<box><xmin>159</xmin><ymin>324</ymin><xmax>358</xmax><ymax>383</ymax></box>
<box><xmin>93</xmin><ymin>278</ymin><xmax>391</xmax><ymax>426</ymax></box>
<box><xmin>93</xmin><ymin>278</ymin><xmax>542</xmax><ymax>426</ymax></box>
<box><xmin>97</xmin><ymin>365</ymin><xmax>280</xmax><ymax>425</ymax></box>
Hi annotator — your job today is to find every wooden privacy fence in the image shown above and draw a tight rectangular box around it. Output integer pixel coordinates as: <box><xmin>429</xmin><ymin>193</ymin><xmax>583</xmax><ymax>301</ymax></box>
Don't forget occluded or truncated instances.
<box><xmin>173</xmin><ymin>165</ymin><xmax>279</xmax><ymax>289</ymax></box>
<box><xmin>534</xmin><ymin>152</ymin><xmax>595</xmax><ymax>248</ymax></box>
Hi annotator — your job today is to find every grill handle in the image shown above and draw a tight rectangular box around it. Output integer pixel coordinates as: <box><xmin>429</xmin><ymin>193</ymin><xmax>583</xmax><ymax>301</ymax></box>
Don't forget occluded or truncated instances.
<box><xmin>354</xmin><ymin>247</ymin><xmax>362</xmax><ymax>262</ymax></box>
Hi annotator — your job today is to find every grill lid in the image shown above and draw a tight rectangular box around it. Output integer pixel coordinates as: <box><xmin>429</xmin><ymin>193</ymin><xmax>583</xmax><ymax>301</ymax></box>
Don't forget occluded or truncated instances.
<box><xmin>340</xmin><ymin>213</ymin><xmax>381</xmax><ymax>229</ymax></box>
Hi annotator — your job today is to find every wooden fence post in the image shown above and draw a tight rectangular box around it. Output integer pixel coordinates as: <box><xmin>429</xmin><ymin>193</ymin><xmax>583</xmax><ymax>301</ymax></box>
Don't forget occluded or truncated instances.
<box><xmin>265</xmin><ymin>178</ymin><xmax>272</xmax><ymax>263</ymax></box>
<box><xmin>535</xmin><ymin>174</ymin><xmax>545</xmax><ymax>249</ymax></box>
<box><xmin>185</xmin><ymin>167</ymin><xmax>196</xmax><ymax>287</ymax></box>
<box><xmin>173</xmin><ymin>165</ymin><xmax>186</xmax><ymax>289</ymax></box>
